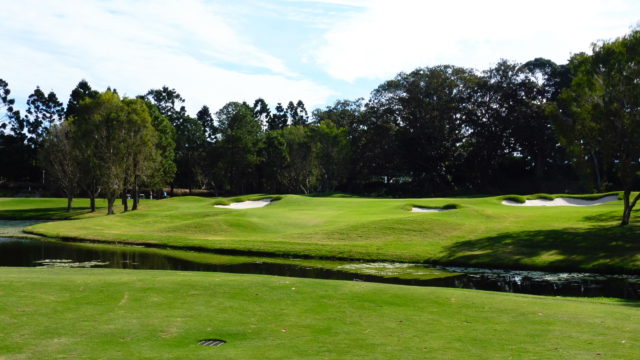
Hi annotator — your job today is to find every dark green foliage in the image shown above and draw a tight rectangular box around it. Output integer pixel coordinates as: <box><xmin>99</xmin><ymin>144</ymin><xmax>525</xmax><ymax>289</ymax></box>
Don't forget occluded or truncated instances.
<box><xmin>25</xmin><ymin>87</ymin><xmax>64</xmax><ymax>148</ymax></box>
<box><xmin>369</xmin><ymin>65</ymin><xmax>477</xmax><ymax>194</ymax></box>
<box><xmin>0</xmin><ymin>79</ymin><xmax>36</xmax><ymax>182</ymax></box>
<box><xmin>269</xmin><ymin>102</ymin><xmax>288</xmax><ymax>130</ymax></box>
<box><xmin>196</xmin><ymin>105</ymin><xmax>216</xmax><ymax>141</ymax></box>
<box><xmin>552</xmin><ymin>29</ymin><xmax>640</xmax><ymax>225</ymax></box>
<box><xmin>65</xmin><ymin>80</ymin><xmax>99</xmax><ymax>118</ymax></box>
<box><xmin>216</xmin><ymin>102</ymin><xmax>262</xmax><ymax>194</ymax></box>
<box><xmin>144</xmin><ymin>86</ymin><xmax>186</xmax><ymax>124</ymax></box>
<box><xmin>252</xmin><ymin>98</ymin><xmax>271</xmax><ymax>128</ymax></box>
<box><xmin>288</xmin><ymin>100</ymin><xmax>308</xmax><ymax>126</ymax></box>
<box><xmin>144</xmin><ymin>101</ymin><xmax>177</xmax><ymax>189</ymax></box>
<box><xmin>260</xmin><ymin>130</ymin><xmax>289</xmax><ymax>193</ymax></box>
<box><xmin>144</xmin><ymin>87</ymin><xmax>204</xmax><ymax>191</ymax></box>
<box><xmin>0</xmin><ymin>78</ymin><xmax>17</xmax><ymax>135</ymax></box>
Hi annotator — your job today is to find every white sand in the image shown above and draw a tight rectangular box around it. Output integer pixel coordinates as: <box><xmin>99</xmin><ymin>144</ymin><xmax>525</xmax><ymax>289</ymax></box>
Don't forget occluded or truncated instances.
<box><xmin>411</xmin><ymin>207</ymin><xmax>451</xmax><ymax>213</ymax></box>
<box><xmin>502</xmin><ymin>195</ymin><xmax>618</xmax><ymax>207</ymax></box>
<box><xmin>215</xmin><ymin>198</ymin><xmax>272</xmax><ymax>209</ymax></box>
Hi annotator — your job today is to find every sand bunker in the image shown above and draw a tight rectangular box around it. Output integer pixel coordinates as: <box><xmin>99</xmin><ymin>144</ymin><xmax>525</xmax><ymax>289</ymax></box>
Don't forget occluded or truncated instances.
<box><xmin>411</xmin><ymin>207</ymin><xmax>451</xmax><ymax>213</ymax></box>
<box><xmin>502</xmin><ymin>195</ymin><xmax>618</xmax><ymax>207</ymax></box>
<box><xmin>215</xmin><ymin>198</ymin><xmax>272</xmax><ymax>209</ymax></box>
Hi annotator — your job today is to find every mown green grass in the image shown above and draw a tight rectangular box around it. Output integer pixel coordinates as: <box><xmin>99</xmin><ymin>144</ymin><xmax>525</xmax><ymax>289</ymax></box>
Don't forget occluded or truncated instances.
<box><xmin>0</xmin><ymin>197</ymin><xmax>124</xmax><ymax>220</ymax></box>
<box><xmin>0</xmin><ymin>267</ymin><xmax>638</xmax><ymax>360</ymax></box>
<box><xmin>5</xmin><ymin>193</ymin><xmax>640</xmax><ymax>272</ymax></box>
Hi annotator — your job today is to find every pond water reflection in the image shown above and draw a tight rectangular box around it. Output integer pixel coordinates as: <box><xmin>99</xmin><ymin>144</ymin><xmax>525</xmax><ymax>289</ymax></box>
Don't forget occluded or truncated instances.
<box><xmin>1</xmin><ymin>236</ymin><xmax>639</xmax><ymax>299</ymax></box>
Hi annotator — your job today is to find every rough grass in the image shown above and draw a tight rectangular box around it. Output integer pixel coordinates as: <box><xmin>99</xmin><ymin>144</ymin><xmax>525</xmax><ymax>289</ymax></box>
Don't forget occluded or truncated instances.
<box><xmin>5</xmin><ymin>193</ymin><xmax>640</xmax><ymax>272</ymax></box>
<box><xmin>0</xmin><ymin>267</ymin><xmax>638</xmax><ymax>360</ymax></box>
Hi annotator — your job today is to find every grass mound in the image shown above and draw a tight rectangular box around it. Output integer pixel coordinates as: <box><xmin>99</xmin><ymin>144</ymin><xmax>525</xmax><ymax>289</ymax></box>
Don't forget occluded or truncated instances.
<box><xmin>501</xmin><ymin>195</ymin><xmax>526</xmax><ymax>203</ymax></box>
<box><xmin>213</xmin><ymin>195</ymin><xmax>283</xmax><ymax>206</ymax></box>
<box><xmin>502</xmin><ymin>192</ymin><xmax>623</xmax><ymax>204</ymax></box>
<box><xmin>408</xmin><ymin>203</ymin><xmax>461</xmax><ymax>211</ymax></box>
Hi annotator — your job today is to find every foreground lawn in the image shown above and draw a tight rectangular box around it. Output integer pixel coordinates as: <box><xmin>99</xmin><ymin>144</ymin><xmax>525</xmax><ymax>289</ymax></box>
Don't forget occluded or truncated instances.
<box><xmin>0</xmin><ymin>267</ymin><xmax>638</xmax><ymax>359</ymax></box>
<box><xmin>6</xmin><ymin>194</ymin><xmax>640</xmax><ymax>272</ymax></box>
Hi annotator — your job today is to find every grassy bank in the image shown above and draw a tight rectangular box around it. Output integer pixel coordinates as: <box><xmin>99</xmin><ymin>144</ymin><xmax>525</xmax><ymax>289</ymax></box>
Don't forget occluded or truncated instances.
<box><xmin>4</xmin><ymin>193</ymin><xmax>640</xmax><ymax>272</ymax></box>
<box><xmin>0</xmin><ymin>267</ymin><xmax>638</xmax><ymax>359</ymax></box>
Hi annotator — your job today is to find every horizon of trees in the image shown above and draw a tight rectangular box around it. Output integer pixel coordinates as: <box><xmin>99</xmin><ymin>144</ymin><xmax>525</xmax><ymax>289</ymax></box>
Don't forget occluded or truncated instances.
<box><xmin>1</xmin><ymin>28</ymin><xmax>639</xmax><ymax>224</ymax></box>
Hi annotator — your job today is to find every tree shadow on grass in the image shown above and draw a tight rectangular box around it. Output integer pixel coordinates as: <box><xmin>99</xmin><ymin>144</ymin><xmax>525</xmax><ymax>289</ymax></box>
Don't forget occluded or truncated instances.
<box><xmin>0</xmin><ymin>207</ymin><xmax>93</xmax><ymax>220</ymax></box>
<box><xmin>440</xmin><ymin>225</ymin><xmax>640</xmax><ymax>274</ymax></box>
<box><xmin>614</xmin><ymin>299</ymin><xmax>640</xmax><ymax>308</ymax></box>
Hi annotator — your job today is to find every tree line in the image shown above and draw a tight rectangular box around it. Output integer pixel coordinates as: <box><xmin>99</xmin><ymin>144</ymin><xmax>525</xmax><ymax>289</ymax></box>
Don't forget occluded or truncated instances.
<box><xmin>1</xmin><ymin>29</ymin><xmax>639</xmax><ymax>223</ymax></box>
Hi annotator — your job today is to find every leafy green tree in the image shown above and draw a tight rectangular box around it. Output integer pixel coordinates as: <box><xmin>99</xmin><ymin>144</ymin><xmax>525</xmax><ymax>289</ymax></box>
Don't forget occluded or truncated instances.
<box><xmin>39</xmin><ymin>123</ymin><xmax>79</xmax><ymax>211</ymax></box>
<box><xmin>260</xmin><ymin>130</ymin><xmax>289</xmax><ymax>193</ymax></box>
<box><xmin>269</xmin><ymin>102</ymin><xmax>288</xmax><ymax>130</ymax></box>
<box><xmin>288</xmin><ymin>100</ymin><xmax>309</xmax><ymax>126</ymax></box>
<box><xmin>25</xmin><ymin>87</ymin><xmax>64</xmax><ymax>148</ymax></box>
<box><xmin>549</xmin><ymin>53</ymin><xmax>612</xmax><ymax>192</ymax></box>
<box><xmin>554</xmin><ymin>30</ymin><xmax>640</xmax><ymax>225</ymax></box>
<box><xmin>143</xmin><ymin>101</ymin><xmax>177</xmax><ymax>193</ymax></box>
<box><xmin>196</xmin><ymin>105</ymin><xmax>216</xmax><ymax>141</ymax></box>
<box><xmin>174</xmin><ymin>115</ymin><xmax>207</xmax><ymax>191</ymax></box>
<box><xmin>121</xmin><ymin>98</ymin><xmax>160</xmax><ymax>211</ymax></box>
<box><xmin>309</xmin><ymin>120</ymin><xmax>349</xmax><ymax>192</ymax></box>
<box><xmin>144</xmin><ymin>86</ymin><xmax>186</xmax><ymax>123</ymax></box>
<box><xmin>252</xmin><ymin>98</ymin><xmax>271</xmax><ymax>129</ymax></box>
<box><xmin>0</xmin><ymin>78</ymin><xmax>18</xmax><ymax>135</ymax></box>
<box><xmin>313</xmin><ymin>98</ymin><xmax>407</xmax><ymax>193</ymax></box>
<box><xmin>144</xmin><ymin>87</ymin><xmax>206</xmax><ymax>191</ymax></box>
<box><xmin>216</xmin><ymin>102</ymin><xmax>262</xmax><ymax>194</ymax></box>
<box><xmin>71</xmin><ymin>91</ymin><xmax>129</xmax><ymax>214</ymax></box>
<box><xmin>369</xmin><ymin>65</ymin><xmax>478</xmax><ymax>194</ymax></box>
<box><xmin>463</xmin><ymin>60</ymin><xmax>557</xmax><ymax>192</ymax></box>
<box><xmin>71</xmin><ymin>92</ymin><xmax>164</xmax><ymax>214</ymax></box>
<box><xmin>65</xmin><ymin>80</ymin><xmax>99</xmax><ymax>119</ymax></box>
<box><xmin>279</xmin><ymin>125</ymin><xmax>316</xmax><ymax>194</ymax></box>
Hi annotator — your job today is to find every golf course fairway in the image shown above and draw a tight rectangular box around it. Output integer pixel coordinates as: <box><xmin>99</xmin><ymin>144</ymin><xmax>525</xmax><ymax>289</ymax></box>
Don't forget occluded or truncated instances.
<box><xmin>10</xmin><ymin>193</ymin><xmax>640</xmax><ymax>273</ymax></box>
<box><xmin>0</xmin><ymin>267</ymin><xmax>638</xmax><ymax>359</ymax></box>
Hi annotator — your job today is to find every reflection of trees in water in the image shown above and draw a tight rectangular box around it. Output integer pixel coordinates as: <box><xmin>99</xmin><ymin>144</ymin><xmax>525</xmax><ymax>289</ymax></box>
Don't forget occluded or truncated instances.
<box><xmin>1</xmin><ymin>237</ymin><xmax>639</xmax><ymax>300</ymax></box>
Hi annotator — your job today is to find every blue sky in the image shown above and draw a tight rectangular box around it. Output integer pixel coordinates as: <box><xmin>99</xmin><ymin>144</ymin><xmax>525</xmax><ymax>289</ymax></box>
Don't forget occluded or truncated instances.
<box><xmin>1</xmin><ymin>0</ymin><xmax>639</xmax><ymax>115</ymax></box>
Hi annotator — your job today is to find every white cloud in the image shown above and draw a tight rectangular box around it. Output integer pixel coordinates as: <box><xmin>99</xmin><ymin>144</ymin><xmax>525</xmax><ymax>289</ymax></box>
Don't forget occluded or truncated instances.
<box><xmin>315</xmin><ymin>0</ymin><xmax>640</xmax><ymax>81</ymax></box>
<box><xmin>0</xmin><ymin>0</ymin><xmax>334</xmax><ymax>113</ymax></box>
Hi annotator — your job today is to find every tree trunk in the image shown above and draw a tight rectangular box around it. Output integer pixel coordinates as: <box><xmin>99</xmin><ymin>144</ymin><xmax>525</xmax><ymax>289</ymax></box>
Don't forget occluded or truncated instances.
<box><xmin>620</xmin><ymin>190</ymin><xmax>640</xmax><ymax>226</ymax></box>
<box><xmin>591</xmin><ymin>151</ymin><xmax>602</xmax><ymax>192</ymax></box>
<box><xmin>67</xmin><ymin>196</ymin><xmax>73</xmax><ymax>212</ymax></box>
<box><xmin>121</xmin><ymin>190</ymin><xmax>128</xmax><ymax>212</ymax></box>
<box><xmin>107</xmin><ymin>196</ymin><xmax>116</xmax><ymax>215</ymax></box>
<box><xmin>90</xmin><ymin>195</ymin><xmax>96</xmax><ymax>212</ymax></box>
<box><xmin>132</xmin><ymin>175</ymin><xmax>139</xmax><ymax>211</ymax></box>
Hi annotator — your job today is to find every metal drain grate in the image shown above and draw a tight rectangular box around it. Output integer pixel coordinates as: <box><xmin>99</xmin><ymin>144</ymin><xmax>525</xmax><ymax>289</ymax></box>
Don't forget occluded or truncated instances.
<box><xmin>198</xmin><ymin>339</ymin><xmax>226</xmax><ymax>347</ymax></box>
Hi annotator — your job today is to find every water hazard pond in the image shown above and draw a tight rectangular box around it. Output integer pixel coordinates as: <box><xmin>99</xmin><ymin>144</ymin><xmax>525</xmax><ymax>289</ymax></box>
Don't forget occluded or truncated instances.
<box><xmin>1</xmin><ymin>221</ymin><xmax>639</xmax><ymax>300</ymax></box>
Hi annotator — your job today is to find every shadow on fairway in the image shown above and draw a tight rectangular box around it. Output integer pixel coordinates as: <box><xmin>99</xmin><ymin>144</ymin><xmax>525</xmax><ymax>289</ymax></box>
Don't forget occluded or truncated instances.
<box><xmin>581</xmin><ymin>210</ymin><xmax>627</xmax><ymax>224</ymax></box>
<box><xmin>617</xmin><ymin>300</ymin><xmax>640</xmax><ymax>308</ymax></box>
<box><xmin>0</xmin><ymin>207</ymin><xmax>93</xmax><ymax>220</ymax></box>
<box><xmin>441</xmin><ymin>224</ymin><xmax>640</xmax><ymax>273</ymax></box>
